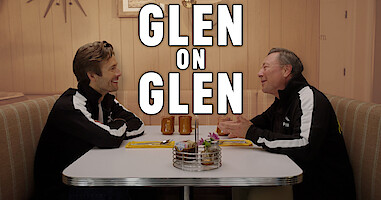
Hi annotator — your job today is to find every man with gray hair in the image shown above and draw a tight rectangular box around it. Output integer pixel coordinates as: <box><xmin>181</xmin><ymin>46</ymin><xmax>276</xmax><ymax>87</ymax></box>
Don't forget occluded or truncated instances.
<box><xmin>219</xmin><ymin>48</ymin><xmax>355</xmax><ymax>199</ymax></box>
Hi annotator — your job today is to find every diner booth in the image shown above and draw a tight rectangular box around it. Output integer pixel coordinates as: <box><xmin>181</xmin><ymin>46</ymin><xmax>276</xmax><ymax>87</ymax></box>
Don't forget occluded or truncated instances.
<box><xmin>1</xmin><ymin>0</ymin><xmax>381</xmax><ymax>199</ymax></box>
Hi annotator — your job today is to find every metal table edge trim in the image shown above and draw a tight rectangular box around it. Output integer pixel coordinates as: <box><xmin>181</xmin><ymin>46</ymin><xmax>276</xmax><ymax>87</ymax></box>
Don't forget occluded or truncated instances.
<box><xmin>62</xmin><ymin>174</ymin><xmax>303</xmax><ymax>187</ymax></box>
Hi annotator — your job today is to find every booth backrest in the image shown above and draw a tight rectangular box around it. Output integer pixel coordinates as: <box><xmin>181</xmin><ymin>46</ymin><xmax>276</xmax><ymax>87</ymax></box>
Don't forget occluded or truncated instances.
<box><xmin>0</xmin><ymin>95</ymin><xmax>59</xmax><ymax>200</ymax></box>
<box><xmin>327</xmin><ymin>94</ymin><xmax>381</xmax><ymax>200</ymax></box>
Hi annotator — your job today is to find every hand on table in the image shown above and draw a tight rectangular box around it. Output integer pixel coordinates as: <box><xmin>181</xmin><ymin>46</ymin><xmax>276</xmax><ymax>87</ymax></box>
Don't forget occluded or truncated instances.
<box><xmin>217</xmin><ymin>116</ymin><xmax>253</xmax><ymax>138</ymax></box>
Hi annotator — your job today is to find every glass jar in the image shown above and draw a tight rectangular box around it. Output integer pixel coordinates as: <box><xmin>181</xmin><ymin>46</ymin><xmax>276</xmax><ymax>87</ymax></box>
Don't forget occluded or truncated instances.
<box><xmin>201</xmin><ymin>141</ymin><xmax>221</xmax><ymax>165</ymax></box>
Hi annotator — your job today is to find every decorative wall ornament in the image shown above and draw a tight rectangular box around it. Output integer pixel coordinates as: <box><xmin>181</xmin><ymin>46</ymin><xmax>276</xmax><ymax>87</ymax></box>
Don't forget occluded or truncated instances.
<box><xmin>27</xmin><ymin>0</ymin><xmax>87</xmax><ymax>23</ymax></box>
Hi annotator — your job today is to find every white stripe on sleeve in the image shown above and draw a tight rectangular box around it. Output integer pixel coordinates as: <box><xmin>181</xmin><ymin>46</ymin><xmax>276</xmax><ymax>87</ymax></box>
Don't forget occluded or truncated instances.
<box><xmin>73</xmin><ymin>92</ymin><xmax>126</xmax><ymax>137</ymax></box>
<box><xmin>256</xmin><ymin>86</ymin><xmax>314</xmax><ymax>148</ymax></box>
<box><xmin>113</xmin><ymin>99</ymin><xmax>145</xmax><ymax>137</ymax></box>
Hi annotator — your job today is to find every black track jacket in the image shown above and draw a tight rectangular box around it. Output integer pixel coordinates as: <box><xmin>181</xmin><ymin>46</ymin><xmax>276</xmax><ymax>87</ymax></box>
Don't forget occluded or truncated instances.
<box><xmin>246</xmin><ymin>75</ymin><xmax>356</xmax><ymax>200</ymax></box>
<box><xmin>34</xmin><ymin>83</ymin><xmax>144</xmax><ymax>199</ymax></box>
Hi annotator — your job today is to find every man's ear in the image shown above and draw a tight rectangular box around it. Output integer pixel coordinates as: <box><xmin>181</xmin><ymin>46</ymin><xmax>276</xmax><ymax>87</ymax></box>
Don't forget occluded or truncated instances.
<box><xmin>87</xmin><ymin>71</ymin><xmax>97</xmax><ymax>82</ymax></box>
<box><xmin>283</xmin><ymin>64</ymin><xmax>292</xmax><ymax>77</ymax></box>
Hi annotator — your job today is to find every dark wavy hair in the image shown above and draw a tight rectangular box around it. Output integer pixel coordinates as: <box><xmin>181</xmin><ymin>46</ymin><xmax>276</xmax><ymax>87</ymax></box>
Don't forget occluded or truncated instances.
<box><xmin>73</xmin><ymin>41</ymin><xmax>114</xmax><ymax>85</ymax></box>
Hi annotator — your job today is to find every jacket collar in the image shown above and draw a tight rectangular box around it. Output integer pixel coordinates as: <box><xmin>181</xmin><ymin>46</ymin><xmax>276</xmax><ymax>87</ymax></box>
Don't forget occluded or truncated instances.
<box><xmin>278</xmin><ymin>74</ymin><xmax>309</xmax><ymax>103</ymax></box>
<box><xmin>77</xmin><ymin>82</ymin><xmax>102</xmax><ymax>105</ymax></box>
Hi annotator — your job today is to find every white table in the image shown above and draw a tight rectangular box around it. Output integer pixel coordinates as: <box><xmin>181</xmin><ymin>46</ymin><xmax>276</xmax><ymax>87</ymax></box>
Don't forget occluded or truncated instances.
<box><xmin>63</xmin><ymin>126</ymin><xmax>302</xmax><ymax>199</ymax></box>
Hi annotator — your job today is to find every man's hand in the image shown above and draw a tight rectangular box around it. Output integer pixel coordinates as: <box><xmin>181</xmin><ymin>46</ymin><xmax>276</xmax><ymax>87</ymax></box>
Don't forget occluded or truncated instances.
<box><xmin>217</xmin><ymin>116</ymin><xmax>253</xmax><ymax>138</ymax></box>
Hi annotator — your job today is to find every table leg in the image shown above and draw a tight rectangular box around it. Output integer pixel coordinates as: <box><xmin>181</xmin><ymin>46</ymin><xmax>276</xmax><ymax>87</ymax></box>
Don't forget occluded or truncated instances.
<box><xmin>184</xmin><ymin>186</ymin><xmax>190</xmax><ymax>200</ymax></box>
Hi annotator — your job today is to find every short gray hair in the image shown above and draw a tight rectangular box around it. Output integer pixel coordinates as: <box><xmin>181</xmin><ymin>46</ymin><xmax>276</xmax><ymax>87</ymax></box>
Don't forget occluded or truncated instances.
<box><xmin>268</xmin><ymin>48</ymin><xmax>304</xmax><ymax>77</ymax></box>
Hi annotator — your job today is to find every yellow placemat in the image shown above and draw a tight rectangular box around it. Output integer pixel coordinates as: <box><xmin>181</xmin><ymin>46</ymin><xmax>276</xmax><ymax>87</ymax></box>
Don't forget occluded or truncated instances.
<box><xmin>125</xmin><ymin>141</ymin><xmax>175</xmax><ymax>148</ymax></box>
<box><xmin>219</xmin><ymin>139</ymin><xmax>253</xmax><ymax>146</ymax></box>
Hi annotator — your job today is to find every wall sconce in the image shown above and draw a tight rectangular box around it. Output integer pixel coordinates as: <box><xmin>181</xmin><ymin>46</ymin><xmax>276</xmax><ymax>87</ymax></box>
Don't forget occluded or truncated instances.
<box><xmin>182</xmin><ymin>0</ymin><xmax>196</xmax><ymax>8</ymax></box>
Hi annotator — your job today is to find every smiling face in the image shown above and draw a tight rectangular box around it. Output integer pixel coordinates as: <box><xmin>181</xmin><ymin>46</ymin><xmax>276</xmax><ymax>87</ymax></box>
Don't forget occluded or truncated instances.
<box><xmin>88</xmin><ymin>56</ymin><xmax>121</xmax><ymax>97</ymax></box>
<box><xmin>258</xmin><ymin>52</ymin><xmax>292</xmax><ymax>98</ymax></box>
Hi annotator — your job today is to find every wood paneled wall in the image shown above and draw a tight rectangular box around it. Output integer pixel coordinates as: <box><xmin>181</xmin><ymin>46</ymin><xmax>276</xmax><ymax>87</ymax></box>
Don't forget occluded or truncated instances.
<box><xmin>374</xmin><ymin>0</ymin><xmax>381</xmax><ymax>104</ymax></box>
<box><xmin>319</xmin><ymin>0</ymin><xmax>377</xmax><ymax>103</ymax></box>
<box><xmin>0</xmin><ymin>0</ymin><xmax>319</xmax><ymax>95</ymax></box>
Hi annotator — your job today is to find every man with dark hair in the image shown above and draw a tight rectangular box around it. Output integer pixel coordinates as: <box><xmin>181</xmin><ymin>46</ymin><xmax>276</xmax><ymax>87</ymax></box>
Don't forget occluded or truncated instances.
<box><xmin>34</xmin><ymin>41</ymin><xmax>144</xmax><ymax>199</ymax></box>
<box><xmin>218</xmin><ymin>48</ymin><xmax>356</xmax><ymax>199</ymax></box>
